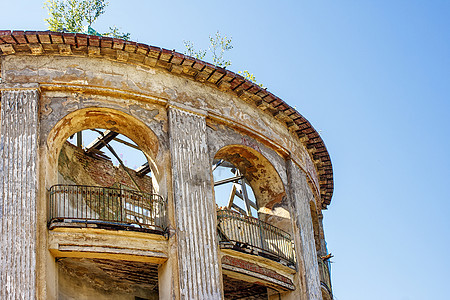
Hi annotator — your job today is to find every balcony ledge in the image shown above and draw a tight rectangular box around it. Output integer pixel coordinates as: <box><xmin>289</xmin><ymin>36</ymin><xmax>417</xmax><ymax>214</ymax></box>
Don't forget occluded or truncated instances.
<box><xmin>48</xmin><ymin>226</ymin><xmax>168</xmax><ymax>264</ymax></box>
<box><xmin>220</xmin><ymin>248</ymin><xmax>296</xmax><ymax>292</ymax></box>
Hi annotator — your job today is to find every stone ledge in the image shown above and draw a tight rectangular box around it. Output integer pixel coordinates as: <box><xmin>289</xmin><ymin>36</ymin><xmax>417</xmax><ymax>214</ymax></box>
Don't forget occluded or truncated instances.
<box><xmin>48</xmin><ymin>227</ymin><xmax>168</xmax><ymax>264</ymax></box>
<box><xmin>221</xmin><ymin>249</ymin><xmax>296</xmax><ymax>292</ymax></box>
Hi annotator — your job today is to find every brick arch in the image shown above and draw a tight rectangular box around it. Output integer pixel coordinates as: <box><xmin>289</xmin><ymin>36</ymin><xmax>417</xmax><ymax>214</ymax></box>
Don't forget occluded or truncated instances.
<box><xmin>46</xmin><ymin>107</ymin><xmax>160</xmax><ymax>187</ymax></box>
<box><xmin>214</xmin><ymin>144</ymin><xmax>288</xmax><ymax>218</ymax></box>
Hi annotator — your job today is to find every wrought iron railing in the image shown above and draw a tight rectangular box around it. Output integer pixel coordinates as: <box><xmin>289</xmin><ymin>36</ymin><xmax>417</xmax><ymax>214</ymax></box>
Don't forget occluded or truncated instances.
<box><xmin>48</xmin><ymin>184</ymin><xmax>167</xmax><ymax>234</ymax></box>
<box><xmin>217</xmin><ymin>209</ymin><xmax>295</xmax><ymax>265</ymax></box>
<box><xmin>318</xmin><ymin>258</ymin><xmax>333</xmax><ymax>295</ymax></box>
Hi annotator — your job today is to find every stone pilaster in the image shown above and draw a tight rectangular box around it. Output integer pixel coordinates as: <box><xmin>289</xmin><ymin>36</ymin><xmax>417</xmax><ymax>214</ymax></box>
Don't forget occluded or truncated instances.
<box><xmin>0</xmin><ymin>84</ymin><xmax>39</xmax><ymax>300</ymax></box>
<box><xmin>168</xmin><ymin>107</ymin><xmax>222</xmax><ymax>299</ymax></box>
<box><xmin>286</xmin><ymin>159</ymin><xmax>322</xmax><ymax>300</ymax></box>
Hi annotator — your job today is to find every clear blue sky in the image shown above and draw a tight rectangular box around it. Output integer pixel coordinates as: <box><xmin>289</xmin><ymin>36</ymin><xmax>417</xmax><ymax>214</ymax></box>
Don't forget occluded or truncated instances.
<box><xmin>2</xmin><ymin>1</ymin><xmax>449</xmax><ymax>299</ymax></box>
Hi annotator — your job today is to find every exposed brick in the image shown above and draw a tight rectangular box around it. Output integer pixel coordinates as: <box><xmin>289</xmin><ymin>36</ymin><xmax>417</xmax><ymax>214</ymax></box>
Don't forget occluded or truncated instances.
<box><xmin>181</xmin><ymin>55</ymin><xmax>195</xmax><ymax>67</ymax></box>
<box><xmin>50</xmin><ymin>32</ymin><xmax>64</xmax><ymax>44</ymax></box>
<box><xmin>270</xmin><ymin>98</ymin><xmax>283</xmax><ymax>107</ymax></box>
<box><xmin>156</xmin><ymin>59</ymin><xmax>171</xmax><ymax>70</ymax></box>
<box><xmin>112</xmin><ymin>38</ymin><xmax>124</xmax><ymax>50</ymax></box>
<box><xmin>63</xmin><ymin>33</ymin><xmax>76</xmax><ymax>45</ymax></box>
<box><xmin>24</xmin><ymin>31</ymin><xmax>39</xmax><ymax>43</ymax></box>
<box><xmin>37</xmin><ymin>31</ymin><xmax>51</xmax><ymax>44</ymax></box>
<box><xmin>170</xmin><ymin>64</ymin><xmax>183</xmax><ymax>74</ymax></box>
<box><xmin>294</xmin><ymin>117</ymin><xmax>307</xmax><ymax>125</ymax></box>
<box><xmin>76</xmin><ymin>34</ymin><xmax>88</xmax><ymax>47</ymax></box>
<box><xmin>124</xmin><ymin>41</ymin><xmax>137</xmax><ymax>53</ymax></box>
<box><xmin>0</xmin><ymin>31</ymin><xmax>16</xmax><ymax>44</ymax></box>
<box><xmin>303</xmin><ymin>128</ymin><xmax>315</xmax><ymax>134</ymax></box>
<box><xmin>203</xmin><ymin>61</ymin><xmax>216</xmax><ymax>72</ymax></box>
<box><xmin>88</xmin><ymin>35</ymin><xmax>100</xmax><ymax>47</ymax></box>
<box><xmin>147</xmin><ymin>46</ymin><xmax>161</xmax><ymax>59</ymax></box>
<box><xmin>143</xmin><ymin>56</ymin><xmax>157</xmax><ymax>67</ymax></box>
<box><xmin>100</xmin><ymin>36</ymin><xmax>113</xmax><ymax>48</ymax></box>
<box><xmin>307</xmin><ymin>131</ymin><xmax>318</xmax><ymax>137</ymax></box>
<box><xmin>171</xmin><ymin>52</ymin><xmax>184</xmax><ymax>65</ymax></box>
<box><xmin>276</xmin><ymin>103</ymin><xmax>289</xmax><ymax>110</ymax></box>
<box><xmin>207</xmin><ymin>69</ymin><xmax>226</xmax><ymax>84</ymax></box>
<box><xmin>217</xmin><ymin>70</ymin><xmax>235</xmax><ymax>87</ymax></box>
<box><xmin>247</xmin><ymin>83</ymin><xmax>261</xmax><ymax>94</ymax></box>
<box><xmin>230</xmin><ymin>75</ymin><xmax>245</xmax><ymax>90</ymax></box>
<box><xmin>136</xmin><ymin>43</ymin><xmax>149</xmax><ymax>55</ymax></box>
<box><xmin>262</xmin><ymin>92</ymin><xmax>276</xmax><ymax>103</ymax></box>
<box><xmin>195</xmin><ymin>63</ymin><xmax>215</xmax><ymax>82</ymax></box>
<box><xmin>255</xmin><ymin>88</ymin><xmax>269</xmax><ymax>99</ymax></box>
<box><xmin>128</xmin><ymin>52</ymin><xmax>145</xmax><ymax>64</ymax></box>
<box><xmin>59</xmin><ymin>143</ymin><xmax>153</xmax><ymax>193</ymax></box>
<box><xmin>12</xmin><ymin>31</ymin><xmax>27</xmax><ymax>44</ymax></box>
<box><xmin>192</xmin><ymin>59</ymin><xmax>206</xmax><ymax>71</ymax></box>
<box><xmin>0</xmin><ymin>29</ymin><xmax>334</xmax><ymax>207</ymax></box>
<box><xmin>234</xmin><ymin>80</ymin><xmax>252</xmax><ymax>93</ymax></box>
<box><xmin>159</xmin><ymin>48</ymin><xmax>173</xmax><ymax>62</ymax></box>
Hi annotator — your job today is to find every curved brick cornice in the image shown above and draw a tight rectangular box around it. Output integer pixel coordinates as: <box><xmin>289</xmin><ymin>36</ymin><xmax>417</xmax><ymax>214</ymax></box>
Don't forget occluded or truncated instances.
<box><xmin>0</xmin><ymin>30</ymin><xmax>333</xmax><ymax>208</ymax></box>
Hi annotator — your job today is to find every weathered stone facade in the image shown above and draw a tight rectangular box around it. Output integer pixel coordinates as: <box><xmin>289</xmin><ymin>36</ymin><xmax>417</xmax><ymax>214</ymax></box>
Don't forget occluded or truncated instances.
<box><xmin>0</xmin><ymin>30</ymin><xmax>334</xmax><ymax>300</ymax></box>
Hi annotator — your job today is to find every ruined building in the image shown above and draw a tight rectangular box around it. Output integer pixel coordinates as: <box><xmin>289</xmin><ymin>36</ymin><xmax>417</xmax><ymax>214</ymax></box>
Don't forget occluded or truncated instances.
<box><xmin>0</xmin><ymin>31</ymin><xmax>334</xmax><ymax>300</ymax></box>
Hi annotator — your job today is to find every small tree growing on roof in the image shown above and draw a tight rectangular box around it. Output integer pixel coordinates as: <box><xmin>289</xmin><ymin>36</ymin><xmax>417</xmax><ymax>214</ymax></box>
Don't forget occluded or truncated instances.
<box><xmin>184</xmin><ymin>31</ymin><xmax>233</xmax><ymax>68</ymax></box>
<box><xmin>44</xmin><ymin>0</ymin><xmax>129</xmax><ymax>40</ymax></box>
<box><xmin>184</xmin><ymin>31</ymin><xmax>264</xmax><ymax>86</ymax></box>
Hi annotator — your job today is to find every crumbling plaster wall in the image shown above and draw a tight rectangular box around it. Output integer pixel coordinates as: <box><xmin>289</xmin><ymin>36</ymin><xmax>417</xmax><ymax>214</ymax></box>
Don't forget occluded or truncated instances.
<box><xmin>1</xmin><ymin>53</ymin><xmax>324</xmax><ymax>299</ymax></box>
<box><xmin>1</xmin><ymin>54</ymin><xmax>321</xmax><ymax>198</ymax></box>
<box><xmin>58</xmin><ymin>142</ymin><xmax>153</xmax><ymax>193</ymax></box>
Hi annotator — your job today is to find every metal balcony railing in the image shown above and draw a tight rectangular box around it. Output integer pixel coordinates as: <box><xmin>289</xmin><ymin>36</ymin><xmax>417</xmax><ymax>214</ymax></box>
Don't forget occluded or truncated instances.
<box><xmin>217</xmin><ymin>209</ymin><xmax>295</xmax><ymax>265</ymax></box>
<box><xmin>48</xmin><ymin>184</ymin><xmax>167</xmax><ymax>234</ymax></box>
<box><xmin>318</xmin><ymin>258</ymin><xmax>333</xmax><ymax>294</ymax></box>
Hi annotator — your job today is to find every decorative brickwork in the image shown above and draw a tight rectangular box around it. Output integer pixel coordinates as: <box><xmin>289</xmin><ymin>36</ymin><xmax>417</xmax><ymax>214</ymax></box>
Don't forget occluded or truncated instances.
<box><xmin>0</xmin><ymin>30</ymin><xmax>333</xmax><ymax>207</ymax></box>
<box><xmin>0</xmin><ymin>29</ymin><xmax>334</xmax><ymax>299</ymax></box>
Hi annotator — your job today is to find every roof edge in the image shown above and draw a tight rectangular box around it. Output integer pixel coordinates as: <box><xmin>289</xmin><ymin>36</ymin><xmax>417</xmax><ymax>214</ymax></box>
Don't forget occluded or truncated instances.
<box><xmin>0</xmin><ymin>30</ymin><xmax>333</xmax><ymax>208</ymax></box>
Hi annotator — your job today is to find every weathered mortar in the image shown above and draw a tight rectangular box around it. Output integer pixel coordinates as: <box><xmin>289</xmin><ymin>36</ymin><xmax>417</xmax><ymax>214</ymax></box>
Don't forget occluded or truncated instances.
<box><xmin>2</xmin><ymin>54</ymin><xmax>323</xmax><ymax>200</ymax></box>
<box><xmin>0</xmin><ymin>31</ymin><xmax>334</xmax><ymax>300</ymax></box>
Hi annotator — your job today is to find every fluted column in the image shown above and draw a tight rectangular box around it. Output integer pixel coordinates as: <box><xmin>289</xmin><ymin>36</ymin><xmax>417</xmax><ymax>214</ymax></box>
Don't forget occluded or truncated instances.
<box><xmin>0</xmin><ymin>84</ymin><xmax>39</xmax><ymax>300</ymax></box>
<box><xmin>286</xmin><ymin>159</ymin><xmax>322</xmax><ymax>300</ymax></box>
<box><xmin>168</xmin><ymin>106</ymin><xmax>222</xmax><ymax>299</ymax></box>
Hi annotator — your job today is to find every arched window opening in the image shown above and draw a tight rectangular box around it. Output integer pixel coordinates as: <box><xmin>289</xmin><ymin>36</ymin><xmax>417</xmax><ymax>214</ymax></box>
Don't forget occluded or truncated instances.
<box><xmin>213</xmin><ymin>145</ymin><xmax>295</xmax><ymax>266</ymax></box>
<box><xmin>62</xmin><ymin>129</ymin><xmax>152</xmax><ymax>189</ymax></box>
<box><xmin>213</xmin><ymin>159</ymin><xmax>258</xmax><ymax>218</ymax></box>
<box><xmin>50</xmin><ymin>128</ymin><xmax>166</xmax><ymax>234</ymax></box>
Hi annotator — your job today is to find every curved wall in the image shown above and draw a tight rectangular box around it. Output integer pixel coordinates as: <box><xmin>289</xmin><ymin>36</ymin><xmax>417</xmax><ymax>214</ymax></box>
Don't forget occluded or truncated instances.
<box><xmin>0</xmin><ymin>31</ymin><xmax>333</xmax><ymax>300</ymax></box>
